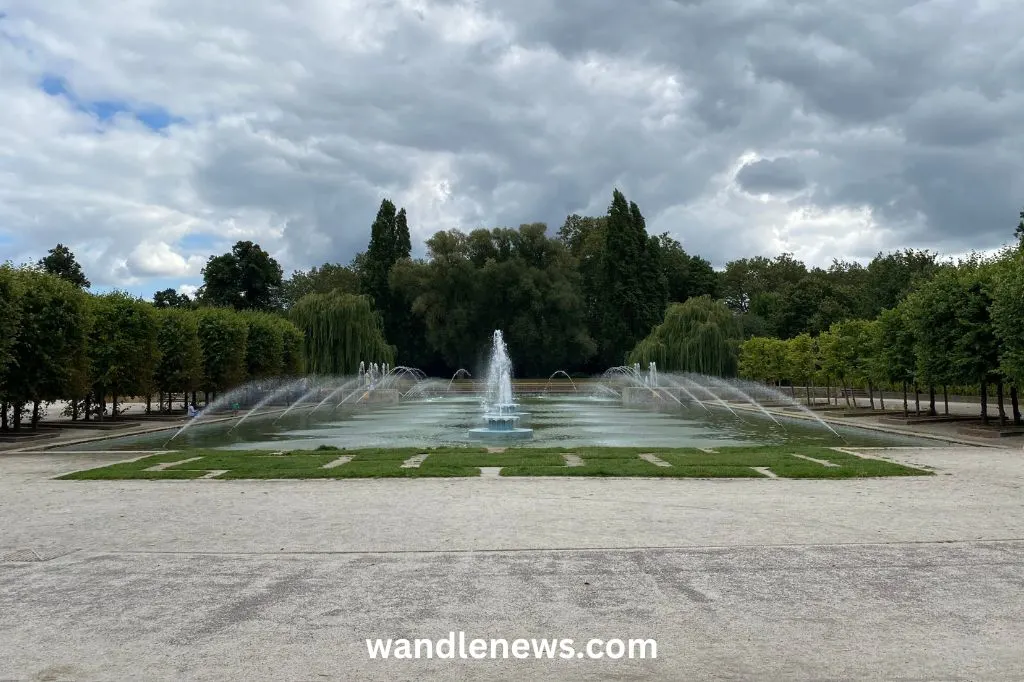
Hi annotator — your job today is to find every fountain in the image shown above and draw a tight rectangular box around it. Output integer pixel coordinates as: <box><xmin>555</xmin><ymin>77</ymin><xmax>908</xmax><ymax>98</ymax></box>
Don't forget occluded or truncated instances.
<box><xmin>468</xmin><ymin>330</ymin><xmax>533</xmax><ymax>441</ymax></box>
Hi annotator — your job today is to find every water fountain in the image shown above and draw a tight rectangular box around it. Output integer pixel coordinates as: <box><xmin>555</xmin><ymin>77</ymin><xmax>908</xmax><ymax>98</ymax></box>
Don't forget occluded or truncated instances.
<box><xmin>468</xmin><ymin>330</ymin><xmax>533</xmax><ymax>441</ymax></box>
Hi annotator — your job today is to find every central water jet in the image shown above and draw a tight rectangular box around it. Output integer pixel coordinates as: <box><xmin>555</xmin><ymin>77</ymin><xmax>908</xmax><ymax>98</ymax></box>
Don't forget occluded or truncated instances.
<box><xmin>469</xmin><ymin>330</ymin><xmax>533</xmax><ymax>441</ymax></box>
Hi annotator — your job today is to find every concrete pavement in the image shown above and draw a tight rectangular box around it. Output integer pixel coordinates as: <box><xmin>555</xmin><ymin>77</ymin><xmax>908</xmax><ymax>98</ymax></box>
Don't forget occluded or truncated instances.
<box><xmin>2</xmin><ymin>446</ymin><xmax>1024</xmax><ymax>680</ymax></box>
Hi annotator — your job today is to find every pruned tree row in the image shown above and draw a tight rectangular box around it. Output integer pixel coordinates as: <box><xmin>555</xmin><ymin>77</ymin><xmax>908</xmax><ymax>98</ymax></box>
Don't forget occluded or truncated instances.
<box><xmin>737</xmin><ymin>249</ymin><xmax>1024</xmax><ymax>425</ymax></box>
<box><xmin>0</xmin><ymin>267</ymin><xmax>310</xmax><ymax>431</ymax></box>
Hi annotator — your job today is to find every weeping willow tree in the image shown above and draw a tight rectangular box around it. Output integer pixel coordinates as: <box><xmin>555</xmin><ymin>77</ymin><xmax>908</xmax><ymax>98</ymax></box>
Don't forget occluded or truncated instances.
<box><xmin>627</xmin><ymin>296</ymin><xmax>742</xmax><ymax>376</ymax></box>
<box><xmin>289</xmin><ymin>292</ymin><xmax>394</xmax><ymax>375</ymax></box>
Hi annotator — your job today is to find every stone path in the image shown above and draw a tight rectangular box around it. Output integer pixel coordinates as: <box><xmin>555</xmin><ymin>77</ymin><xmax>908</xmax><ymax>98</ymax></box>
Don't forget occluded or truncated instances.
<box><xmin>3</xmin><ymin>446</ymin><xmax>1024</xmax><ymax>679</ymax></box>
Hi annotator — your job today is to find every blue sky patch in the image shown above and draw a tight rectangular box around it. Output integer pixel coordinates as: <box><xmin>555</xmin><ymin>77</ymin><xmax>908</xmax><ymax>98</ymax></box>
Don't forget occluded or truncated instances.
<box><xmin>179</xmin><ymin>233</ymin><xmax>220</xmax><ymax>251</ymax></box>
<box><xmin>39</xmin><ymin>74</ymin><xmax>185</xmax><ymax>131</ymax></box>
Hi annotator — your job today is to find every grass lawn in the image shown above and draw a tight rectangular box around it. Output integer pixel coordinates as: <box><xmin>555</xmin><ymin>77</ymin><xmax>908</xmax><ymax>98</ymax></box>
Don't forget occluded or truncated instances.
<box><xmin>57</xmin><ymin>445</ymin><xmax>931</xmax><ymax>480</ymax></box>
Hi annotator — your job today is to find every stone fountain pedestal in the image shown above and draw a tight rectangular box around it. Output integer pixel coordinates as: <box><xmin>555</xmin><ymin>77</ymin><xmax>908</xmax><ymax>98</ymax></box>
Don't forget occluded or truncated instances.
<box><xmin>468</xmin><ymin>403</ymin><xmax>534</xmax><ymax>441</ymax></box>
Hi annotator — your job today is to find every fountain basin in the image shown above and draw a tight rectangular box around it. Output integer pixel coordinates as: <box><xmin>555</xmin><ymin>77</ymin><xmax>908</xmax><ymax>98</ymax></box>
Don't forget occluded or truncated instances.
<box><xmin>468</xmin><ymin>426</ymin><xmax>534</xmax><ymax>441</ymax></box>
<box><xmin>352</xmin><ymin>389</ymin><xmax>400</xmax><ymax>404</ymax></box>
<box><xmin>623</xmin><ymin>387</ymin><xmax>669</xmax><ymax>405</ymax></box>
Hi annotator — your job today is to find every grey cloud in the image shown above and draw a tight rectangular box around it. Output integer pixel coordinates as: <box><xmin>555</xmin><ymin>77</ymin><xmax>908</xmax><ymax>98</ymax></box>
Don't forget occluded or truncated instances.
<box><xmin>2</xmin><ymin>0</ymin><xmax>1023</xmax><ymax>293</ymax></box>
<box><xmin>735</xmin><ymin>158</ymin><xmax>807</xmax><ymax>194</ymax></box>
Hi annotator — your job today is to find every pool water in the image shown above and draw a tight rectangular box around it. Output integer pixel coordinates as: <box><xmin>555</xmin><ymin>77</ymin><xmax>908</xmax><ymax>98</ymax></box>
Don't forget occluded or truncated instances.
<box><xmin>55</xmin><ymin>396</ymin><xmax>942</xmax><ymax>452</ymax></box>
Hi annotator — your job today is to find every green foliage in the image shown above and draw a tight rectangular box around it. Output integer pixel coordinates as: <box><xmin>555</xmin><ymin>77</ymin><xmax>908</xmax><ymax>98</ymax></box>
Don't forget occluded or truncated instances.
<box><xmin>0</xmin><ymin>266</ymin><xmax>22</xmax><ymax>381</ymax></box>
<box><xmin>242</xmin><ymin>311</ymin><xmax>286</xmax><ymax>379</ymax></box>
<box><xmin>1</xmin><ymin>269</ymin><xmax>91</xmax><ymax>411</ymax></box>
<box><xmin>196</xmin><ymin>308</ymin><xmax>249</xmax><ymax>393</ymax></box>
<box><xmin>199</xmin><ymin>241</ymin><xmax>283</xmax><ymax>310</ymax></box>
<box><xmin>817</xmin><ymin>320</ymin><xmax>873</xmax><ymax>388</ymax></box>
<box><xmin>628</xmin><ymin>296</ymin><xmax>742</xmax><ymax>376</ymax></box>
<box><xmin>595</xmin><ymin>189</ymin><xmax>667</xmax><ymax>366</ymax></box>
<box><xmin>359</xmin><ymin>199</ymin><xmax>414</xmax><ymax>360</ymax></box>
<box><xmin>990</xmin><ymin>248</ymin><xmax>1024</xmax><ymax>382</ymax></box>
<box><xmin>394</xmin><ymin>224</ymin><xmax>595</xmax><ymax>375</ymax></box>
<box><xmin>37</xmin><ymin>243</ymin><xmax>90</xmax><ymax>289</ymax></box>
<box><xmin>281</xmin><ymin>263</ymin><xmax>359</xmax><ymax>308</ymax></box>
<box><xmin>657</xmin><ymin>233</ymin><xmax>719</xmax><ymax>302</ymax></box>
<box><xmin>902</xmin><ymin>261</ymin><xmax>998</xmax><ymax>388</ymax></box>
<box><xmin>863</xmin><ymin>249</ymin><xmax>938</xmax><ymax>318</ymax></box>
<box><xmin>289</xmin><ymin>291</ymin><xmax>393</xmax><ymax>375</ymax></box>
<box><xmin>737</xmin><ymin>336</ymin><xmax>788</xmax><ymax>383</ymax></box>
<box><xmin>786</xmin><ymin>334</ymin><xmax>817</xmax><ymax>387</ymax></box>
<box><xmin>153</xmin><ymin>288</ymin><xmax>193</xmax><ymax>309</ymax></box>
<box><xmin>154</xmin><ymin>308</ymin><xmax>203</xmax><ymax>396</ymax></box>
<box><xmin>279</xmin><ymin>318</ymin><xmax>305</xmax><ymax>376</ymax></box>
<box><xmin>88</xmin><ymin>292</ymin><xmax>161</xmax><ymax>401</ymax></box>
<box><xmin>873</xmin><ymin>307</ymin><xmax>915</xmax><ymax>386</ymax></box>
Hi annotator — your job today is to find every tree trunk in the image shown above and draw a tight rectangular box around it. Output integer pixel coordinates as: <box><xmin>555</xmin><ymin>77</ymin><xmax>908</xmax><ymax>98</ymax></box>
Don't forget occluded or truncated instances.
<box><xmin>943</xmin><ymin>386</ymin><xmax>949</xmax><ymax>415</ymax></box>
<box><xmin>928</xmin><ymin>385</ymin><xmax>936</xmax><ymax>416</ymax></box>
<box><xmin>790</xmin><ymin>383</ymin><xmax>796</xmax><ymax>399</ymax></box>
<box><xmin>879</xmin><ymin>384</ymin><xmax>885</xmax><ymax>411</ymax></box>
<box><xmin>806</xmin><ymin>381</ymin><xmax>812</xmax><ymax>407</ymax></box>
<box><xmin>997</xmin><ymin>378</ymin><xmax>1007</xmax><ymax>427</ymax></box>
<box><xmin>1012</xmin><ymin>384</ymin><xmax>1022</xmax><ymax>426</ymax></box>
<box><xmin>72</xmin><ymin>398</ymin><xmax>79</xmax><ymax>421</ymax></box>
<box><xmin>868</xmin><ymin>381</ymin><xmax>876</xmax><ymax>410</ymax></box>
<box><xmin>31</xmin><ymin>400</ymin><xmax>40</xmax><ymax>429</ymax></box>
<box><xmin>914</xmin><ymin>384</ymin><xmax>921</xmax><ymax>416</ymax></box>
<box><xmin>84</xmin><ymin>394</ymin><xmax>91</xmax><ymax>422</ymax></box>
<box><xmin>13</xmin><ymin>402</ymin><xmax>23</xmax><ymax>430</ymax></box>
<box><xmin>146</xmin><ymin>394</ymin><xmax>152</xmax><ymax>415</ymax></box>
<box><xmin>97</xmin><ymin>392</ymin><xmax>105</xmax><ymax>422</ymax></box>
<box><xmin>1</xmin><ymin>401</ymin><xmax>7</xmax><ymax>431</ymax></box>
<box><xmin>204</xmin><ymin>391</ymin><xmax>210</xmax><ymax>408</ymax></box>
<box><xmin>112</xmin><ymin>390</ymin><xmax>119</xmax><ymax>419</ymax></box>
<box><xmin>902</xmin><ymin>381</ymin><xmax>909</xmax><ymax>418</ymax></box>
<box><xmin>981</xmin><ymin>379</ymin><xmax>989</xmax><ymax>425</ymax></box>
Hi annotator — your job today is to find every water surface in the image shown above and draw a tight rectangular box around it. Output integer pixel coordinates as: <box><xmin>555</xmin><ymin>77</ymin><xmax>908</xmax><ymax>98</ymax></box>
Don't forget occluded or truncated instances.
<box><xmin>55</xmin><ymin>396</ymin><xmax>941</xmax><ymax>451</ymax></box>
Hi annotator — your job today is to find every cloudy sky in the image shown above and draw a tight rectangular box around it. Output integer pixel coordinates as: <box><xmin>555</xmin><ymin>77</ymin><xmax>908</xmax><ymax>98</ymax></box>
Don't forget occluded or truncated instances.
<box><xmin>1</xmin><ymin>0</ymin><xmax>1022</xmax><ymax>297</ymax></box>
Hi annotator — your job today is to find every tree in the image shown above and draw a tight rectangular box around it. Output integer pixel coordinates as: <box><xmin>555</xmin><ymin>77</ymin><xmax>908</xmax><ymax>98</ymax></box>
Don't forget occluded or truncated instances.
<box><xmin>199</xmin><ymin>241</ymin><xmax>283</xmax><ymax>311</ymax></box>
<box><xmin>786</xmin><ymin>333</ymin><xmax>818</xmax><ymax>404</ymax></box>
<box><xmin>1014</xmin><ymin>208</ymin><xmax>1024</xmax><ymax>245</ymax></box>
<box><xmin>37</xmin><ymin>243</ymin><xmax>90</xmax><ymax>289</ymax></box>
<box><xmin>153</xmin><ymin>288</ymin><xmax>193</xmax><ymax>309</ymax></box>
<box><xmin>874</xmin><ymin>307</ymin><xmax>917</xmax><ymax>416</ymax></box>
<box><xmin>153</xmin><ymin>308</ymin><xmax>202</xmax><ymax>411</ymax></box>
<box><xmin>279</xmin><ymin>318</ymin><xmax>305</xmax><ymax>376</ymax></box>
<box><xmin>990</xmin><ymin>248</ymin><xmax>1024</xmax><ymax>424</ymax></box>
<box><xmin>0</xmin><ymin>266</ymin><xmax>21</xmax><ymax>385</ymax></box>
<box><xmin>1</xmin><ymin>270</ymin><xmax>90</xmax><ymax>429</ymax></box>
<box><xmin>392</xmin><ymin>230</ymin><xmax>479</xmax><ymax>370</ymax></box>
<box><xmin>739</xmin><ymin>337</ymin><xmax>773</xmax><ymax>383</ymax></box>
<box><xmin>196</xmin><ymin>308</ymin><xmax>249</xmax><ymax>400</ymax></box>
<box><xmin>818</xmin><ymin>320</ymin><xmax>873</xmax><ymax>407</ymax></box>
<box><xmin>902</xmin><ymin>263</ymin><xmax>997</xmax><ymax>418</ymax></box>
<box><xmin>87</xmin><ymin>292</ymin><xmax>160</xmax><ymax>418</ymax></box>
<box><xmin>594</xmin><ymin>190</ymin><xmax>666</xmax><ymax>366</ymax></box>
<box><xmin>656</xmin><ymin>233</ymin><xmax>719</xmax><ymax>303</ymax></box>
<box><xmin>281</xmin><ymin>264</ymin><xmax>360</xmax><ymax>309</ymax></box>
<box><xmin>862</xmin><ymin>249</ymin><xmax>938</xmax><ymax>318</ymax></box>
<box><xmin>721</xmin><ymin>254</ymin><xmax>807</xmax><ymax>315</ymax></box>
<box><xmin>557</xmin><ymin>214</ymin><xmax>608</xmax><ymax>370</ymax></box>
<box><xmin>393</xmin><ymin>225</ymin><xmax>595</xmax><ymax>375</ymax></box>
<box><xmin>628</xmin><ymin>296</ymin><xmax>742</xmax><ymax>376</ymax></box>
<box><xmin>242</xmin><ymin>312</ymin><xmax>286</xmax><ymax>379</ymax></box>
<box><xmin>290</xmin><ymin>291</ymin><xmax>394</xmax><ymax>375</ymax></box>
<box><xmin>360</xmin><ymin>200</ymin><xmax>408</xmax><ymax>315</ymax></box>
